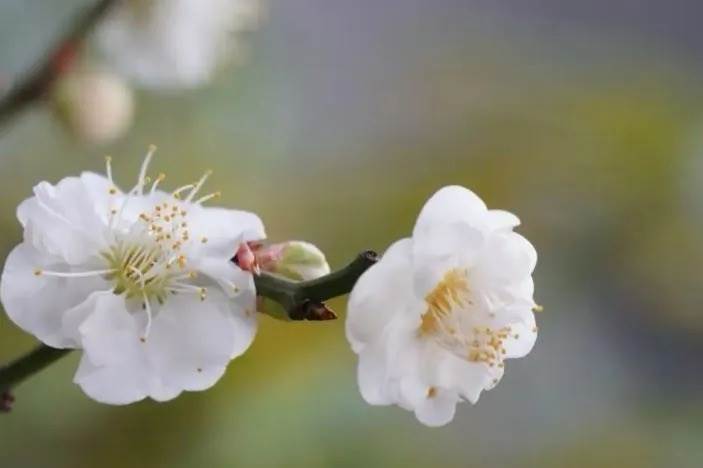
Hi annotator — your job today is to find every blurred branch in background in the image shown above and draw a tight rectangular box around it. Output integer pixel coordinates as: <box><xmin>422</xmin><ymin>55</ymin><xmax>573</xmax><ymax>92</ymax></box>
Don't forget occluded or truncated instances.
<box><xmin>0</xmin><ymin>250</ymin><xmax>377</xmax><ymax>411</ymax></box>
<box><xmin>0</xmin><ymin>0</ymin><xmax>121</xmax><ymax>129</ymax></box>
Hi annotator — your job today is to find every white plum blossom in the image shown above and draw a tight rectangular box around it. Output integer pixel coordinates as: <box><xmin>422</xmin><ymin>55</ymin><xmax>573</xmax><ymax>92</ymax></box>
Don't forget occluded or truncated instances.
<box><xmin>346</xmin><ymin>186</ymin><xmax>539</xmax><ymax>426</ymax></box>
<box><xmin>96</xmin><ymin>0</ymin><xmax>262</xmax><ymax>89</ymax></box>
<box><xmin>0</xmin><ymin>148</ymin><xmax>265</xmax><ymax>404</ymax></box>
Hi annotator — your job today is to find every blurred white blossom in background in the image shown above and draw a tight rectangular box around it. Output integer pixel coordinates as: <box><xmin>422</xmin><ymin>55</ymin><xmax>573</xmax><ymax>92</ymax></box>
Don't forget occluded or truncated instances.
<box><xmin>50</xmin><ymin>67</ymin><xmax>134</xmax><ymax>144</ymax></box>
<box><xmin>96</xmin><ymin>0</ymin><xmax>262</xmax><ymax>89</ymax></box>
<box><xmin>346</xmin><ymin>186</ymin><xmax>539</xmax><ymax>426</ymax></box>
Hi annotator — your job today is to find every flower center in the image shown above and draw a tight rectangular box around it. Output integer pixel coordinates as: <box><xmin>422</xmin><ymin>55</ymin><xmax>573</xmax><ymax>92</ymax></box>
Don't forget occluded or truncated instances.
<box><xmin>102</xmin><ymin>198</ymin><xmax>200</xmax><ymax>304</ymax></box>
<box><xmin>34</xmin><ymin>147</ymin><xmax>222</xmax><ymax>340</ymax></box>
<box><xmin>419</xmin><ymin>268</ymin><xmax>516</xmax><ymax>369</ymax></box>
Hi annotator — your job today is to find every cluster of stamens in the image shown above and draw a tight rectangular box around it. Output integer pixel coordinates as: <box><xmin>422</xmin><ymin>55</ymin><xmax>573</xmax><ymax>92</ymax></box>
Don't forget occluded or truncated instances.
<box><xmin>34</xmin><ymin>147</ymin><xmax>224</xmax><ymax>340</ymax></box>
<box><xmin>419</xmin><ymin>268</ymin><xmax>525</xmax><ymax>369</ymax></box>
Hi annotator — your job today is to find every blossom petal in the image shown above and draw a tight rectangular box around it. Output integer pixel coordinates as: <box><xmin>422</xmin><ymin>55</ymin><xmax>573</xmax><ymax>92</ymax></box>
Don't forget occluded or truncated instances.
<box><xmin>187</xmin><ymin>205</ymin><xmax>266</xmax><ymax>258</ymax></box>
<box><xmin>0</xmin><ymin>243</ymin><xmax>110</xmax><ymax>348</ymax></box>
<box><xmin>485</xmin><ymin>209</ymin><xmax>521</xmax><ymax>231</ymax></box>
<box><xmin>501</xmin><ymin>313</ymin><xmax>538</xmax><ymax>359</ymax></box>
<box><xmin>346</xmin><ymin>238</ymin><xmax>414</xmax><ymax>353</ymax></box>
<box><xmin>195</xmin><ymin>256</ymin><xmax>256</xmax><ymax>304</ymax></box>
<box><xmin>146</xmin><ymin>289</ymin><xmax>254</xmax><ymax>391</ymax></box>
<box><xmin>74</xmin><ymin>354</ymin><xmax>149</xmax><ymax>405</ymax></box>
<box><xmin>433</xmin><ymin>352</ymin><xmax>494</xmax><ymax>404</ymax></box>
<box><xmin>356</xmin><ymin>345</ymin><xmax>392</xmax><ymax>405</ymax></box>
<box><xmin>18</xmin><ymin>174</ymin><xmax>113</xmax><ymax>264</ymax></box>
<box><xmin>475</xmin><ymin>231</ymin><xmax>537</xmax><ymax>286</ymax></box>
<box><xmin>411</xmin><ymin>222</ymin><xmax>484</xmax><ymax>297</ymax></box>
<box><xmin>78</xmin><ymin>292</ymin><xmax>143</xmax><ymax>367</ymax></box>
<box><xmin>413</xmin><ymin>186</ymin><xmax>487</xmax><ymax>235</ymax></box>
<box><xmin>73</xmin><ymin>293</ymin><xmax>163</xmax><ymax>404</ymax></box>
<box><xmin>413</xmin><ymin>388</ymin><xmax>459</xmax><ymax>427</ymax></box>
<box><xmin>75</xmin><ymin>288</ymin><xmax>254</xmax><ymax>402</ymax></box>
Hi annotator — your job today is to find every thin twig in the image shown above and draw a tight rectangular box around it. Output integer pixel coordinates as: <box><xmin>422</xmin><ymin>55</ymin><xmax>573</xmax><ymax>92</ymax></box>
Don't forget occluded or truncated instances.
<box><xmin>254</xmin><ymin>250</ymin><xmax>378</xmax><ymax>320</ymax></box>
<box><xmin>0</xmin><ymin>0</ymin><xmax>121</xmax><ymax>129</ymax></box>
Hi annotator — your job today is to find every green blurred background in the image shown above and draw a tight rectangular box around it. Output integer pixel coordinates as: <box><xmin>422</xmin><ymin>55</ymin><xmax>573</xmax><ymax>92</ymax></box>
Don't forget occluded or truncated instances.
<box><xmin>1</xmin><ymin>1</ymin><xmax>703</xmax><ymax>466</ymax></box>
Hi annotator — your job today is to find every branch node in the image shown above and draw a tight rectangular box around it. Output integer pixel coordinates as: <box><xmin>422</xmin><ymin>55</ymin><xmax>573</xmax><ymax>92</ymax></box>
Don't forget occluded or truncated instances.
<box><xmin>290</xmin><ymin>301</ymin><xmax>337</xmax><ymax>321</ymax></box>
<box><xmin>1</xmin><ymin>390</ymin><xmax>15</xmax><ymax>413</ymax></box>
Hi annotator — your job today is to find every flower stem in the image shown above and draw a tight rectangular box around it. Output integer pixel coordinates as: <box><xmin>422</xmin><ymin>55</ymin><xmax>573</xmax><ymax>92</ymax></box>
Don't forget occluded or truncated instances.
<box><xmin>0</xmin><ymin>250</ymin><xmax>378</xmax><ymax>402</ymax></box>
<box><xmin>254</xmin><ymin>250</ymin><xmax>378</xmax><ymax>320</ymax></box>
<box><xmin>0</xmin><ymin>346</ymin><xmax>71</xmax><ymax>395</ymax></box>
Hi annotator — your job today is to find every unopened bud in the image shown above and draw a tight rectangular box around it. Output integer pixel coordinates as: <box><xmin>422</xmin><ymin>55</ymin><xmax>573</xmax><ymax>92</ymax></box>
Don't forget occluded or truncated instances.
<box><xmin>257</xmin><ymin>241</ymin><xmax>330</xmax><ymax>281</ymax></box>
<box><xmin>51</xmin><ymin>68</ymin><xmax>134</xmax><ymax>144</ymax></box>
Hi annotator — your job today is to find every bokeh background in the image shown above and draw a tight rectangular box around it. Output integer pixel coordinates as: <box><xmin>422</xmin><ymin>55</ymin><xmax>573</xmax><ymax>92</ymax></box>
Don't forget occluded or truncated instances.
<box><xmin>1</xmin><ymin>0</ymin><xmax>703</xmax><ymax>466</ymax></box>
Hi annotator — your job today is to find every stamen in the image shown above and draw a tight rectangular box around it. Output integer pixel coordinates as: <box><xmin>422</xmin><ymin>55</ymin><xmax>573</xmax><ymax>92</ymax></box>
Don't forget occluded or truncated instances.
<box><xmin>105</xmin><ymin>155</ymin><xmax>113</xmax><ymax>183</ymax></box>
<box><xmin>137</xmin><ymin>145</ymin><xmax>157</xmax><ymax>195</ymax></box>
<box><xmin>142</xmin><ymin>292</ymin><xmax>153</xmax><ymax>341</ymax></box>
<box><xmin>35</xmin><ymin>268</ymin><xmax>116</xmax><ymax>278</ymax></box>
<box><xmin>171</xmin><ymin>184</ymin><xmax>195</xmax><ymax>198</ymax></box>
<box><xmin>150</xmin><ymin>173</ymin><xmax>166</xmax><ymax>195</ymax></box>
<box><xmin>194</xmin><ymin>191</ymin><xmax>221</xmax><ymax>205</ymax></box>
<box><xmin>185</xmin><ymin>170</ymin><xmax>213</xmax><ymax>202</ymax></box>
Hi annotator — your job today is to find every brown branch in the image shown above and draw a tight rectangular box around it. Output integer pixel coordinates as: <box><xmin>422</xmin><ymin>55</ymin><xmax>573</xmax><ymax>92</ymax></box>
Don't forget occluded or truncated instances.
<box><xmin>0</xmin><ymin>0</ymin><xmax>122</xmax><ymax>129</ymax></box>
<box><xmin>254</xmin><ymin>250</ymin><xmax>378</xmax><ymax>320</ymax></box>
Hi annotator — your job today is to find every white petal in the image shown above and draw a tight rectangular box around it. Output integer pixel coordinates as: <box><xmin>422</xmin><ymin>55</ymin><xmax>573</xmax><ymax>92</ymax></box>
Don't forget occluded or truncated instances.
<box><xmin>356</xmin><ymin>346</ymin><xmax>392</xmax><ymax>405</ymax></box>
<box><xmin>433</xmin><ymin>352</ymin><xmax>493</xmax><ymax>404</ymax></box>
<box><xmin>74</xmin><ymin>354</ymin><xmax>149</xmax><ymax>405</ymax></box>
<box><xmin>75</xmin><ymin>290</ymin><xmax>249</xmax><ymax>402</ymax></box>
<box><xmin>502</xmin><ymin>312</ymin><xmax>538</xmax><ymax>359</ymax></box>
<box><xmin>345</xmin><ymin>238</ymin><xmax>414</xmax><ymax>353</ymax></box>
<box><xmin>186</xmin><ymin>205</ymin><xmax>265</xmax><ymax>243</ymax></box>
<box><xmin>78</xmin><ymin>293</ymin><xmax>142</xmax><ymax>367</ymax></box>
<box><xmin>195</xmin><ymin>256</ymin><xmax>256</xmax><ymax>304</ymax></box>
<box><xmin>411</xmin><ymin>222</ymin><xmax>484</xmax><ymax>297</ymax></box>
<box><xmin>76</xmin><ymin>350</ymin><xmax>182</xmax><ymax>405</ymax></box>
<box><xmin>0</xmin><ymin>243</ymin><xmax>110</xmax><ymax>348</ymax></box>
<box><xmin>413</xmin><ymin>388</ymin><xmax>460</xmax><ymax>427</ymax></box>
<box><xmin>475</xmin><ymin>231</ymin><xmax>537</xmax><ymax>286</ymax></box>
<box><xmin>145</xmin><ymin>289</ymin><xmax>254</xmax><ymax>391</ymax></box>
<box><xmin>187</xmin><ymin>205</ymin><xmax>266</xmax><ymax>258</ymax></box>
<box><xmin>413</xmin><ymin>186</ymin><xmax>487</xmax><ymax>236</ymax></box>
<box><xmin>17</xmin><ymin>174</ymin><xmax>112</xmax><ymax>264</ymax></box>
<box><xmin>485</xmin><ymin>209</ymin><xmax>521</xmax><ymax>231</ymax></box>
<box><xmin>73</xmin><ymin>293</ymin><xmax>160</xmax><ymax>404</ymax></box>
